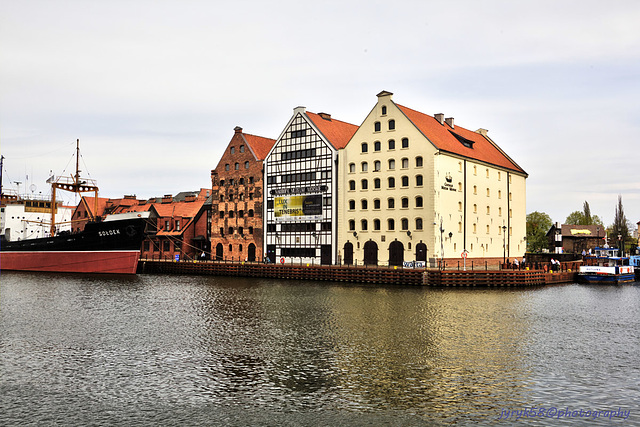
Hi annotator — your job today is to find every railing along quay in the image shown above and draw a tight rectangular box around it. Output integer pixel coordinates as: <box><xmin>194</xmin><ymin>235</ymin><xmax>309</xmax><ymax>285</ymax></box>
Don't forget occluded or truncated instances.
<box><xmin>138</xmin><ymin>259</ymin><xmax>578</xmax><ymax>287</ymax></box>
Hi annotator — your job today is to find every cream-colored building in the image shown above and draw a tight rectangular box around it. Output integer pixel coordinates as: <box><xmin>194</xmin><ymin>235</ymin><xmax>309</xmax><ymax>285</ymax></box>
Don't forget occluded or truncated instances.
<box><xmin>338</xmin><ymin>91</ymin><xmax>527</xmax><ymax>266</ymax></box>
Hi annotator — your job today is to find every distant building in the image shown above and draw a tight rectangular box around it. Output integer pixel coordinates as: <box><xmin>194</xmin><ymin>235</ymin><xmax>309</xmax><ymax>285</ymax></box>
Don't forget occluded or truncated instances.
<box><xmin>263</xmin><ymin>108</ymin><xmax>358</xmax><ymax>265</ymax></box>
<box><xmin>210</xmin><ymin>127</ymin><xmax>275</xmax><ymax>262</ymax></box>
<box><xmin>338</xmin><ymin>91</ymin><xmax>528</xmax><ymax>266</ymax></box>
<box><xmin>546</xmin><ymin>223</ymin><xmax>606</xmax><ymax>255</ymax></box>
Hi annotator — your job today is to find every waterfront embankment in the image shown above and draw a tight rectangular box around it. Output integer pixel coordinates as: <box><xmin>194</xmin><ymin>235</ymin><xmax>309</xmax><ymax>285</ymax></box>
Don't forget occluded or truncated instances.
<box><xmin>138</xmin><ymin>259</ymin><xmax>577</xmax><ymax>286</ymax></box>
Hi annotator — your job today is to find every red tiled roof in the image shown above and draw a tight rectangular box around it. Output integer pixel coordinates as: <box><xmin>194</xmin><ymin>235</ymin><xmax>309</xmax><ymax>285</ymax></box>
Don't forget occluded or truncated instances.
<box><xmin>152</xmin><ymin>200</ymin><xmax>205</xmax><ymax>218</ymax></box>
<box><xmin>81</xmin><ymin>197</ymin><xmax>109</xmax><ymax>216</ymax></box>
<box><xmin>396</xmin><ymin>104</ymin><xmax>526</xmax><ymax>174</ymax></box>
<box><xmin>244</xmin><ymin>134</ymin><xmax>276</xmax><ymax>161</ymax></box>
<box><xmin>306</xmin><ymin>112</ymin><xmax>359</xmax><ymax>150</ymax></box>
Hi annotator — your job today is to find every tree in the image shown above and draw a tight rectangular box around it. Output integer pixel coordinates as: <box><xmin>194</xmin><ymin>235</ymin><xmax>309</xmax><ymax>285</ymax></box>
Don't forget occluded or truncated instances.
<box><xmin>610</xmin><ymin>195</ymin><xmax>630</xmax><ymax>255</ymax></box>
<box><xmin>564</xmin><ymin>201</ymin><xmax>604</xmax><ymax>226</ymax></box>
<box><xmin>526</xmin><ymin>211</ymin><xmax>553</xmax><ymax>253</ymax></box>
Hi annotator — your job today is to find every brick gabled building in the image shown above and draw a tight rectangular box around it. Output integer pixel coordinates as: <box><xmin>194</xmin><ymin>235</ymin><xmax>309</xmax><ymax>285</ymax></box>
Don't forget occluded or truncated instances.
<box><xmin>211</xmin><ymin>127</ymin><xmax>275</xmax><ymax>262</ymax></box>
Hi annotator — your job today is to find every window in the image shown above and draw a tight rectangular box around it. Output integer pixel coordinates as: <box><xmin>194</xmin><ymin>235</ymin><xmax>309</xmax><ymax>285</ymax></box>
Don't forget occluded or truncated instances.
<box><xmin>225</xmin><ymin>164</ymin><xmax>230</xmax><ymax>171</ymax></box>
<box><xmin>229</xmin><ymin>227</ymin><xmax>234</xmax><ymax>234</ymax></box>
<box><xmin>458</xmin><ymin>182</ymin><xmax>462</xmax><ymax>191</ymax></box>
<box><xmin>416</xmin><ymin>175</ymin><xmax>423</xmax><ymax>186</ymax></box>
<box><xmin>402</xmin><ymin>138</ymin><xmax>409</xmax><ymax>148</ymax></box>
<box><xmin>499</xmin><ymin>207</ymin><xmax>502</xmax><ymax>216</ymax></box>
<box><xmin>239</xmin><ymin>178</ymin><xmax>245</xmax><ymax>185</ymax></box>
<box><xmin>487</xmin><ymin>225</ymin><xmax>490</xmax><ymax>234</ymax></box>
<box><xmin>228</xmin><ymin>211</ymin><xmax>234</xmax><ymax>218</ymax></box>
<box><xmin>245</xmin><ymin>161</ymin><xmax>249</xmax><ymax>169</ymax></box>
<box><xmin>374</xmin><ymin>160</ymin><xmax>381</xmax><ymax>171</ymax></box>
<box><xmin>240</xmin><ymin>145</ymin><xmax>245</xmax><ymax>153</ymax></box>
<box><xmin>388</xmin><ymin>139</ymin><xmax>395</xmax><ymax>150</ymax></box>
<box><xmin>374</xmin><ymin>121</ymin><xmax>381</xmax><ymax>132</ymax></box>
<box><xmin>219</xmin><ymin>195</ymin><xmax>224</xmax><ymax>202</ymax></box>
<box><xmin>416</xmin><ymin>156</ymin><xmax>423</xmax><ymax>167</ymax></box>
<box><xmin>374</xmin><ymin>178</ymin><xmax>381</xmax><ymax>189</ymax></box>
<box><xmin>239</xmin><ymin>227</ymin><xmax>244</xmax><ymax>235</ymax></box>
<box><xmin>361</xmin><ymin>162</ymin><xmax>368</xmax><ymax>172</ymax></box>
<box><xmin>473</xmin><ymin>223</ymin><xmax>477</xmax><ymax>234</ymax></box>
<box><xmin>349</xmin><ymin>180</ymin><xmax>356</xmax><ymax>191</ymax></box>
<box><xmin>486</xmin><ymin>188</ymin><xmax>490</xmax><ymax>197</ymax></box>
<box><xmin>361</xmin><ymin>179</ymin><xmax>368</xmax><ymax>190</ymax></box>
<box><xmin>401</xmin><ymin>176</ymin><xmax>409</xmax><ymax>187</ymax></box>
<box><xmin>349</xmin><ymin>200</ymin><xmax>355</xmax><ymax>210</ymax></box>
<box><xmin>165</xmin><ymin>220</ymin><xmax>170</xmax><ymax>230</ymax></box>
<box><xmin>486</xmin><ymin>168</ymin><xmax>489</xmax><ymax>178</ymax></box>
<box><xmin>361</xmin><ymin>142</ymin><xmax>368</xmax><ymax>153</ymax></box>
<box><xmin>374</xmin><ymin>199</ymin><xmax>381</xmax><ymax>209</ymax></box>
<box><xmin>473</xmin><ymin>204</ymin><xmax>477</xmax><ymax>214</ymax></box>
<box><xmin>381</xmin><ymin>105</ymin><xmax>387</xmax><ymax>115</ymax></box>
<box><xmin>498</xmin><ymin>172</ymin><xmax>502</xmax><ymax>181</ymax></box>
<box><xmin>415</xmin><ymin>196</ymin><xmax>423</xmax><ymax>207</ymax></box>
<box><xmin>249</xmin><ymin>176</ymin><xmax>254</xmax><ymax>184</ymax></box>
<box><xmin>388</xmin><ymin>119</ymin><xmax>395</xmax><ymax>130</ymax></box>
<box><xmin>349</xmin><ymin>220</ymin><xmax>355</xmax><ymax>231</ymax></box>
<box><xmin>238</xmin><ymin>210</ymin><xmax>244</xmax><ymax>217</ymax></box>
<box><xmin>459</xmin><ymin>222</ymin><xmax>462</xmax><ymax>232</ymax></box>
<box><xmin>249</xmin><ymin>192</ymin><xmax>254</xmax><ymax>200</ymax></box>
<box><xmin>401</xmin><ymin>218</ymin><xmax>409</xmax><ymax>230</ymax></box>
<box><xmin>401</xmin><ymin>158</ymin><xmax>409</xmax><ymax>169</ymax></box>
<box><xmin>229</xmin><ymin>244</ymin><xmax>233</xmax><ymax>252</ymax></box>
<box><xmin>388</xmin><ymin>159</ymin><xmax>395</xmax><ymax>169</ymax></box>
<box><xmin>388</xmin><ymin>219</ymin><xmax>395</xmax><ymax>230</ymax></box>
<box><xmin>401</xmin><ymin>197</ymin><xmax>409</xmax><ymax>208</ymax></box>
<box><xmin>235</xmin><ymin>163</ymin><xmax>239</xmax><ymax>170</ymax></box>
<box><xmin>248</xmin><ymin>209</ymin><xmax>254</xmax><ymax>217</ymax></box>
<box><xmin>267</xmin><ymin>224</ymin><xmax>276</xmax><ymax>232</ymax></box>
<box><xmin>219</xmin><ymin>211</ymin><xmax>224</xmax><ymax>218</ymax></box>
<box><xmin>361</xmin><ymin>219</ymin><xmax>368</xmax><ymax>231</ymax></box>
<box><xmin>374</xmin><ymin>141</ymin><xmax>381</xmax><ymax>151</ymax></box>
<box><xmin>498</xmin><ymin>190</ymin><xmax>502</xmax><ymax>199</ymax></box>
<box><xmin>349</xmin><ymin>163</ymin><xmax>356</xmax><ymax>173</ymax></box>
<box><xmin>473</xmin><ymin>165</ymin><xmax>477</xmax><ymax>175</ymax></box>
<box><xmin>458</xmin><ymin>202</ymin><xmax>463</xmax><ymax>211</ymax></box>
<box><xmin>388</xmin><ymin>198</ymin><xmax>395</xmax><ymax>209</ymax></box>
<box><xmin>361</xmin><ymin>199</ymin><xmax>368</xmax><ymax>210</ymax></box>
<box><xmin>220</xmin><ymin>227</ymin><xmax>224</xmax><ymax>235</ymax></box>
<box><xmin>374</xmin><ymin>219</ymin><xmax>381</xmax><ymax>230</ymax></box>
<box><xmin>230</xmin><ymin>147</ymin><xmax>235</xmax><ymax>154</ymax></box>
<box><xmin>487</xmin><ymin>206</ymin><xmax>490</xmax><ymax>215</ymax></box>
<box><xmin>290</xmin><ymin>129</ymin><xmax>307</xmax><ymax>139</ymax></box>
<box><xmin>219</xmin><ymin>179</ymin><xmax>225</xmax><ymax>186</ymax></box>
<box><xmin>415</xmin><ymin>218</ymin><xmax>423</xmax><ymax>230</ymax></box>
<box><xmin>473</xmin><ymin>185</ymin><xmax>477</xmax><ymax>195</ymax></box>
<box><xmin>249</xmin><ymin>227</ymin><xmax>253</xmax><ymax>234</ymax></box>
<box><xmin>388</xmin><ymin>177</ymin><xmax>395</xmax><ymax>188</ymax></box>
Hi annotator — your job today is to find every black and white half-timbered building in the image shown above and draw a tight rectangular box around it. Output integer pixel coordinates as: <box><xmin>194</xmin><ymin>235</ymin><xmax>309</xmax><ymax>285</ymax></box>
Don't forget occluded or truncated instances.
<box><xmin>263</xmin><ymin>107</ymin><xmax>357</xmax><ymax>265</ymax></box>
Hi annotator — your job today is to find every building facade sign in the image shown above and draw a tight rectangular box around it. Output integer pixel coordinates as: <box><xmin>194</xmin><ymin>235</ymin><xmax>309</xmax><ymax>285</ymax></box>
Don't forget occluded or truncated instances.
<box><xmin>274</xmin><ymin>194</ymin><xmax>322</xmax><ymax>222</ymax></box>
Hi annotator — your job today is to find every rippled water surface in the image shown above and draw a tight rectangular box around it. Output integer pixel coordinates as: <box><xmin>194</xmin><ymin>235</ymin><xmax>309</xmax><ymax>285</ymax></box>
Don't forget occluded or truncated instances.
<box><xmin>1</xmin><ymin>272</ymin><xmax>639</xmax><ymax>425</ymax></box>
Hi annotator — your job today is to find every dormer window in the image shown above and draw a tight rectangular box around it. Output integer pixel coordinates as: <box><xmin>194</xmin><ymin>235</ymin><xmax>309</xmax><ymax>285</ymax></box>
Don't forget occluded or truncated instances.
<box><xmin>449</xmin><ymin>130</ymin><xmax>475</xmax><ymax>148</ymax></box>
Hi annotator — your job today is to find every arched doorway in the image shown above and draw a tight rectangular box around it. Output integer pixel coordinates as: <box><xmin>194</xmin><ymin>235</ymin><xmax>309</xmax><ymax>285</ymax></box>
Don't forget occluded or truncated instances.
<box><xmin>248</xmin><ymin>243</ymin><xmax>256</xmax><ymax>262</ymax></box>
<box><xmin>215</xmin><ymin>243</ymin><xmax>223</xmax><ymax>261</ymax></box>
<box><xmin>343</xmin><ymin>241</ymin><xmax>354</xmax><ymax>265</ymax></box>
<box><xmin>389</xmin><ymin>240</ymin><xmax>404</xmax><ymax>266</ymax></box>
<box><xmin>416</xmin><ymin>242</ymin><xmax>427</xmax><ymax>262</ymax></box>
<box><xmin>363</xmin><ymin>240</ymin><xmax>378</xmax><ymax>266</ymax></box>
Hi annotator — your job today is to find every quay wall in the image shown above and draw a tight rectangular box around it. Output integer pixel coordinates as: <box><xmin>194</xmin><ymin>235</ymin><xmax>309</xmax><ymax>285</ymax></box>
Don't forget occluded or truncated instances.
<box><xmin>138</xmin><ymin>259</ymin><xmax>577</xmax><ymax>287</ymax></box>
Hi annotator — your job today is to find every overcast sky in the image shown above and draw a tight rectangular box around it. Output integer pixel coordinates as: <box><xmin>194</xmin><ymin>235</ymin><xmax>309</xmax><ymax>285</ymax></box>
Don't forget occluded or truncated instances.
<box><xmin>1</xmin><ymin>0</ymin><xmax>639</xmax><ymax>227</ymax></box>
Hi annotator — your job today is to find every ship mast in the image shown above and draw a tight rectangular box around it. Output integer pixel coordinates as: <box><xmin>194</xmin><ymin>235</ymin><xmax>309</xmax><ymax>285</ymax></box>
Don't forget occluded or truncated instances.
<box><xmin>49</xmin><ymin>139</ymin><xmax>99</xmax><ymax>236</ymax></box>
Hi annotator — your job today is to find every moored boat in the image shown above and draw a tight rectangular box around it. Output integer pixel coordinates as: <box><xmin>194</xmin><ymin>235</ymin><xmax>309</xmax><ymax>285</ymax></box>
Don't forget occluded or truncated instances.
<box><xmin>579</xmin><ymin>247</ymin><xmax>635</xmax><ymax>284</ymax></box>
<box><xmin>0</xmin><ymin>140</ymin><xmax>149</xmax><ymax>274</ymax></box>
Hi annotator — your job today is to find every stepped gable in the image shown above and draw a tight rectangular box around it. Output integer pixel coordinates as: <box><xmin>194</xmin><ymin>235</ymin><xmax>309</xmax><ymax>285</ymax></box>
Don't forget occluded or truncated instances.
<box><xmin>305</xmin><ymin>111</ymin><xmax>358</xmax><ymax>149</ymax></box>
<box><xmin>396</xmin><ymin>104</ymin><xmax>526</xmax><ymax>174</ymax></box>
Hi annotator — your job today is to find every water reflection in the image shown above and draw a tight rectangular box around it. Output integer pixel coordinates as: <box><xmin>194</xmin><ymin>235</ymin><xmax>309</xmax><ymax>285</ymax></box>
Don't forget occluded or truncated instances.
<box><xmin>1</xmin><ymin>273</ymin><xmax>639</xmax><ymax>425</ymax></box>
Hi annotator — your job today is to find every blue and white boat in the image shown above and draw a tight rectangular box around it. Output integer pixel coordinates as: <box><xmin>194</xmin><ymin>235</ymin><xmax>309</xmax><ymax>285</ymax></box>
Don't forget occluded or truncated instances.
<box><xmin>579</xmin><ymin>247</ymin><xmax>635</xmax><ymax>284</ymax></box>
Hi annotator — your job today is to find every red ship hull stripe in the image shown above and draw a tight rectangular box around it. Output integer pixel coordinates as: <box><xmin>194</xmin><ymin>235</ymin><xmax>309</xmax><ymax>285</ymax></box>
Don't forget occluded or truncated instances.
<box><xmin>0</xmin><ymin>251</ymin><xmax>141</xmax><ymax>274</ymax></box>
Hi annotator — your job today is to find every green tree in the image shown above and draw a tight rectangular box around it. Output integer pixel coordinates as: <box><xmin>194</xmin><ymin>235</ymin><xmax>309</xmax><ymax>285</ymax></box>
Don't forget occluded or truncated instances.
<box><xmin>564</xmin><ymin>201</ymin><xmax>604</xmax><ymax>226</ymax></box>
<box><xmin>610</xmin><ymin>195</ymin><xmax>630</xmax><ymax>255</ymax></box>
<box><xmin>526</xmin><ymin>211</ymin><xmax>553</xmax><ymax>253</ymax></box>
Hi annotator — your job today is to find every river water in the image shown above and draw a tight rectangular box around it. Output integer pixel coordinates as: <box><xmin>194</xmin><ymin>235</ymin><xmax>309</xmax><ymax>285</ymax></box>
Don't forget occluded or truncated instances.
<box><xmin>1</xmin><ymin>272</ymin><xmax>638</xmax><ymax>426</ymax></box>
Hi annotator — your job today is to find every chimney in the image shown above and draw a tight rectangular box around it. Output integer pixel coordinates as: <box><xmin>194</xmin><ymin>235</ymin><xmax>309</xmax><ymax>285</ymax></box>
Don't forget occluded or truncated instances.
<box><xmin>318</xmin><ymin>112</ymin><xmax>332</xmax><ymax>121</ymax></box>
<box><xmin>234</xmin><ymin>126</ymin><xmax>242</xmax><ymax>134</ymax></box>
<box><xmin>434</xmin><ymin>113</ymin><xmax>445</xmax><ymax>125</ymax></box>
<box><xmin>475</xmin><ymin>128</ymin><xmax>488</xmax><ymax>137</ymax></box>
<box><xmin>162</xmin><ymin>194</ymin><xmax>172</xmax><ymax>204</ymax></box>
<box><xmin>445</xmin><ymin>117</ymin><xmax>454</xmax><ymax>128</ymax></box>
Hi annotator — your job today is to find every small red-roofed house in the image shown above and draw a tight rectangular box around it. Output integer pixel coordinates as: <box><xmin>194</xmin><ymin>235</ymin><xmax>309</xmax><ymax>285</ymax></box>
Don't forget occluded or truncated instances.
<box><xmin>263</xmin><ymin>107</ymin><xmax>359</xmax><ymax>265</ymax></box>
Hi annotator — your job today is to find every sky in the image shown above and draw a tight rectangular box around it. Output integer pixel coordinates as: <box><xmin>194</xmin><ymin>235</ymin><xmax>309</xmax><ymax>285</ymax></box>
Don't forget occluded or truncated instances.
<box><xmin>1</xmin><ymin>0</ymin><xmax>639</xmax><ymax>228</ymax></box>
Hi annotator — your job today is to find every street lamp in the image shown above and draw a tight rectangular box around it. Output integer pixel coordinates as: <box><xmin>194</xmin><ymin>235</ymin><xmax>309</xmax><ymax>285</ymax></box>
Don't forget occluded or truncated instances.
<box><xmin>502</xmin><ymin>225</ymin><xmax>507</xmax><ymax>264</ymax></box>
